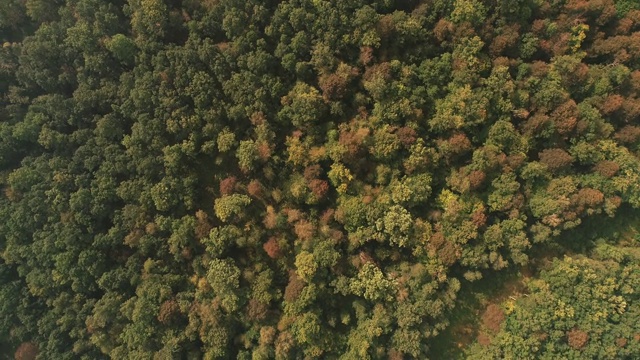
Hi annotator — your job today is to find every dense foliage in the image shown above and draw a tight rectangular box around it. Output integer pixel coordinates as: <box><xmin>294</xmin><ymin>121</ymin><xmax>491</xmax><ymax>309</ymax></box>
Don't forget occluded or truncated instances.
<box><xmin>467</xmin><ymin>241</ymin><xmax>640</xmax><ymax>359</ymax></box>
<box><xmin>1</xmin><ymin>0</ymin><xmax>640</xmax><ymax>358</ymax></box>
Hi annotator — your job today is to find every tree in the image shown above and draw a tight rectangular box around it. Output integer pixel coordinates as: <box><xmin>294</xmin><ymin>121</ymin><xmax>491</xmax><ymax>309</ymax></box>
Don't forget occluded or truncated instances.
<box><xmin>450</xmin><ymin>0</ymin><xmax>486</xmax><ymax>26</ymax></box>
<box><xmin>106</xmin><ymin>34</ymin><xmax>137</xmax><ymax>66</ymax></box>
<box><xmin>128</xmin><ymin>0</ymin><xmax>168</xmax><ymax>47</ymax></box>
<box><xmin>236</xmin><ymin>139</ymin><xmax>259</xmax><ymax>173</ymax></box>
<box><xmin>277</xmin><ymin>82</ymin><xmax>327</xmax><ymax>129</ymax></box>
<box><xmin>539</xmin><ymin>148</ymin><xmax>573</xmax><ymax>172</ymax></box>
<box><xmin>350</xmin><ymin>263</ymin><xmax>396</xmax><ymax>302</ymax></box>
<box><xmin>294</xmin><ymin>251</ymin><xmax>317</xmax><ymax>282</ymax></box>
<box><xmin>207</xmin><ymin>259</ymin><xmax>241</xmax><ymax>313</ymax></box>
<box><xmin>214</xmin><ymin>194</ymin><xmax>251</xmax><ymax>223</ymax></box>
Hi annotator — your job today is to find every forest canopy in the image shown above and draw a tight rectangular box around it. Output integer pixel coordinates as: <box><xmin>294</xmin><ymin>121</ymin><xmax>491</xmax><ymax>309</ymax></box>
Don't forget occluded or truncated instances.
<box><xmin>1</xmin><ymin>0</ymin><xmax>640</xmax><ymax>359</ymax></box>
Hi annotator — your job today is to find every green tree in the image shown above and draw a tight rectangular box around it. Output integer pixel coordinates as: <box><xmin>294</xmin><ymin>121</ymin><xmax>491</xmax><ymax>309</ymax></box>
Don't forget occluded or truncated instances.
<box><xmin>106</xmin><ymin>34</ymin><xmax>136</xmax><ymax>66</ymax></box>
<box><xmin>214</xmin><ymin>194</ymin><xmax>252</xmax><ymax>223</ymax></box>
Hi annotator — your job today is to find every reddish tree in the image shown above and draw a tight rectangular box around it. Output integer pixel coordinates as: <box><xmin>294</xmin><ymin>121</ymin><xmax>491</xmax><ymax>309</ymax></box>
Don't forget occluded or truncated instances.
<box><xmin>565</xmin><ymin>0</ymin><xmax>617</xmax><ymax>25</ymax></box>
<box><xmin>124</xmin><ymin>228</ymin><xmax>144</xmax><ymax>247</ymax></box>
<box><xmin>551</xmin><ymin>100</ymin><xmax>578</xmax><ymax>135</ymax></box>
<box><xmin>250</xmin><ymin>111</ymin><xmax>266</xmax><ymax>126</ymax></box>
<box><xmin>469</xmin><ymin>170</ymin><xmax>486</xmax><ymax>190</ymax></box>
<box><xmin>615</xmin><ymin>125</ymin><xmax>640</xmax><ymax>144</ymax></box>
<box><xmin>284</xmin><ymin>273</ymin><xmax>305</xmax><ymax>302</ymax></box>
<box><xmin>621</xmin><ymin>98</ymin><xmax>640</xmax><ymax>122</ymax></box>
<box><xmin>608</xmin><ymin>196</ymin><xmax>623</xmax><ymax>209</ymax></box>
<box><xmin>303</xmin><ymin>165</ymin><xmax>322</xmax><ymax>181</ymax></box>
<box><xmin>256</xmin><ymin>142</ymin><xmax>272</xmax><ymax>160</ymax></box>
<box><xmin>594</xmin><ymin>160</ymin><xmax>619</xmax><ymax>178</ymax></box>
<box><xmin>471</xmin><ymin>207</ymin><xmax>487</xmax><ymax>227</ymax></box>
<box><xmin>437</xmin><ymin>240</ymin><xmax>459</xmax><ymax>266</ymax></box>
<box><xmin>358</xmin><ymin>251</ymin><xmax>375</xmax><ymax>267</ymax></box>
<box><xmin>4</xmin><ymin>186</ymin><xmax>20</xmax><ymax>202</ymax></box>
<box><xmin>482</xmin><ymin>304</ymin><xmax>505</xmax><ymax>333</ymax></box>
<box><xmin>319</xmin><ymin>72</ymin><xmax>350</xmax><ymax>100</ymax></box>
<box><xmin>195</xmin><ymin>210</ymin><xmax>212</xmax><ymax>239</ymax></box>
<box><xmin>448</xmin><ymin>133</ymin><xmax>472</xmax><ymax>154</ymax></box>
<box><xmin>377</xmin><ymin>14</ymin><xmax>396</xmax><ymax>39</ymax></box>
<box><xmin>329</xmin><ymin>228</ymin><xmax>344</xmax><ymax>241</ymax></box>
<box><xmin>320</xmin><ymin>208</ymin><xmax>335</xmax><ymax>224</ymax></box>
<box><xmin>14</xmin><ymin>343</ymin><xmax>38</xmax><ymax>360</ymax></box>
<box><xmin>573</xmin><ymin>63</ymin><xmax>590</xmax><ymax>83</ymax></box>
<box><xmin>616</xmin><ymin>17</ymin><xmax>633</xmax><ymax>35</ymax></box>
<box><xmin>492</xmin><ymin>56</ymin><xmax>511</xmax><ymax>68</ymax></box>
<box><xmin>489</xmin><ymin>24</ymin><xmax>520</xmax><ymax>56</ymax></box>
<box><xmin>260</xmin><ymin>326</ymin><xmax>277</xmax><ymax>345</ymax></box>
<box><xmin>219</xmin><ymin>176</ymin><xmax>237</xmax><ymax>195</ymax></box>
<box><xmin>477</xmin><ymin>332</ymin><xmax>492</xmax><ymax>346</ymax></box>
<box><xmin>572</xmin><ymin>188</ymin><xmax>605</xmax><ymax>209</ymax></box>
<box><xmin>600</xmin><ymin>94</ymin><xmax>624</xmax><ymax>115</ymax></box>
<box><xmin>507</xmin><ymin>154</ymin><xmax>526</xmax><ymax>170</ymax></box>
<box><xmin>538</xmin><ymin>38</ymin><xmax>552</xmax><ymax>55</ymax></box>
<box><xmin>523</xmin><ymin>113</ymin><xmax>551</xmax><ymax>135</ymax></box>
<box><xmin>434</xmin><ymin>19</ymin><xmax>453</xmax><ymax>42</ymax></box>
<box><xmin>551</xmin><ymin>33</ymin><xmax>571</xmax><ymax>57</ymax></box>
<box><xmin>263</xmin><ymin>207</ymin><xmax>278</xmax><ymax>229</ymax></box>
<box><xmin>158</xmin><ymin>300</ymin><xmax>180</xmax><ymax>324</ymax></box>
<box><xmin>530</xmin><ymin>61</ymin><xmax>549</xmax><ymax>78</ymax></box>
<box><xmin>246</xmin><ymin>298</ymin><xmax>268</xmax><ymax>321</ymax></box>
<box><xmin>531</xmin><ymin>19</ymin><xmax>547</xmax><ymax>34</ymax></box>
<box><xmin>359</xmin><ymin>46</ymin><xmax>374</xmax><ymax>65</ymax></box>
<box><xmin>263</xmin><ymin>236</ymin><xmax>282</xmax><ymax>259</ymax></box>
<box><xmin>247</xmin><ymin>179</ymin><xmax>264</xmax><ymax>199</ymax></box>
<box><xmin>275</xmin><ymin>332</ymin><xmax>295</xmax><ymax>358</ymax></box>
<box><xmin>567</xmin><ymin>328</ymin><xmax>589</xmax><ymax>350</ymax></box>
<box><xmin>362</xmin><ymin>194</ymin><xmax>374</xmax><ymax>204</ymax></box>
<box><xmin>388</xmin><ymin>349</ymin><xmax>404</xmax><ymax>360</ymax></box>
<box><xmin>396</xmin><ymin>126</ymin><xmax>417</xmax><ymax>146</ymax></box>
<box><xmin>294</xmin><ymin>220</ymin><xmax>315</xmax><ymax>241</ymax></box>
<box><xmin>309</xmin><ymin>179</ymin><xmax>329</xmax><ymax>198</ymax></box>
<box><xmin>452</xmin><ymin>22</ymin><xmax>475</xmax><ymax>41</ymax></box>
<box><xmin>513</xmin><ymin>108</ymin><xmax>531</xmax><ymax>119</ymax></box>
<box><xmin>630</xmin><ymin>70</ymin><xmax>640</xmax><ymax>92</ymax></box>
<box><xmin>338</xmin><ymin>126</ymin><xmax>370</xmax><ymax>159</ymax></box>
<box><xmin>285</xmin><ymin>208</ymin><xmax>303</xmax><ymax>223</ymax></box>
<box><xmin>539</xmin><ymin>148</ymin><xmax>573</xmax><ymax>171</ymax></box>
<box><xmin>363</xmin><ymin>62</ymin><xmax>392</xmax><ymax>83</ymax></box>
<box><xmin>431</xmin><ymin>231</ymin><xmax>445</xmax><ymax>246</ymax></box>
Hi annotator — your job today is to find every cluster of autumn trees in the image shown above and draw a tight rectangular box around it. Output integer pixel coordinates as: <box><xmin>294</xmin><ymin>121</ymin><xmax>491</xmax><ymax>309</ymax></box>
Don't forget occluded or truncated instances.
<box><xmin>1</xmin><ymin>0</ymin><xmax>640</xmax><ymax>358</ymax></box>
